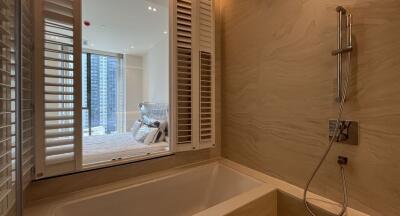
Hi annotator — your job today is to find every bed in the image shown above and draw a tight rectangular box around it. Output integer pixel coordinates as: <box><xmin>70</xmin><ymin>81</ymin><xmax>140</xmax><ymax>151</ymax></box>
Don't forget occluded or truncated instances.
<box><xmin>82</xmin><ymin>103</ymin><xmax>169</xmax><ymax>165</ymax></box>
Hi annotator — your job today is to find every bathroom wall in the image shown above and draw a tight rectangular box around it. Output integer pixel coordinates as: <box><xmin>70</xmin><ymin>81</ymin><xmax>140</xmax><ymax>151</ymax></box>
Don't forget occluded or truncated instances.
<box><xmin>221</xmin><ymin>0</ymin><xmax>400</xmax><ymax>215</ymax></box>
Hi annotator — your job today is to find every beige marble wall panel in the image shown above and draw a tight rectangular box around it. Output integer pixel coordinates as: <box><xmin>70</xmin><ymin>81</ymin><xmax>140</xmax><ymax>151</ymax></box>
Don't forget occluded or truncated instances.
<box><xmin>221</xmin><ymin>0</ymin><xmax>400</xmax><ymax>215</ymax></box>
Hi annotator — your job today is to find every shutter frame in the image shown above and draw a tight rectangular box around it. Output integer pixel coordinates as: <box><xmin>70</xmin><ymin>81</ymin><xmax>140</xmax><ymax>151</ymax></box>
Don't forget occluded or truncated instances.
<box><xmin>198</xmin><ymin>0</ymin><xmax>215</xmax><ymax>149</ymax></box>
<box><xmin>173</xmin><ymin>0</ymin><xmax>196</xmax><ymax>152</ymax></box>
<box><xmin>34</xmin><ymin>0</ymin><xmax>82</xmax><ymax>178</ymax></box>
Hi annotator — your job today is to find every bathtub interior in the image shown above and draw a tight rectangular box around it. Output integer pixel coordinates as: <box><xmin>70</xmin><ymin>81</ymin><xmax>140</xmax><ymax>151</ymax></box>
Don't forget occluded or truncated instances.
<box><xmin>54</xmin><ymin>163</ymin><xmax>263</xmax><ymax>216</ymax></box>
<box><xmin>227</xmin><ymin>189</ymin><xmax>337</xmax><ymax>216</ymax></box>
<box><xmin>277</xmin><ymin>190</ymin><xmax>336</xmax><ymax>216</ymax></box>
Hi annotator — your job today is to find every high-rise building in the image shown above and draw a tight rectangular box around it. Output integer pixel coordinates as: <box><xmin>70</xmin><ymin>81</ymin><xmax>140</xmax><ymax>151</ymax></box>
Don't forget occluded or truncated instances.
<box><xmin>90</xmin><ymin>54</ymin><xmax>101</xmax><ymax>128</ymax></box>
<box><xmin>82</xmin><ymin>54</ymin><xmax>88</xmax><ymax>129</ymax></box>
<box><xmin>82</xmin><ymin>53</ymin><xmax>119</xmax><ymax>135</ymax></box>
<box><xmin>106</xmin><ymin>57</ymin><xmax>118</xmax><ymax>133</ymax></box>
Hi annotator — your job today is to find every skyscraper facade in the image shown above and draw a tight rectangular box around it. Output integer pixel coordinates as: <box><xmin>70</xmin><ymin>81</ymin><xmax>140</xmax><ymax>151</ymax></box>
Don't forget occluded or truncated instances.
<box><xmin>82</xmin><ymin>53</ymin><xmax>119</xmax><ymax>135</ymax></box>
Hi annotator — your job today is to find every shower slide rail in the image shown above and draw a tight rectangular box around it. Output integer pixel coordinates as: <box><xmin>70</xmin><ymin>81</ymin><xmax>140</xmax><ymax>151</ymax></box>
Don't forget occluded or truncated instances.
<box><xmin>332</xmin><ymin>6</ymin><xmax>352</xmax><ymax>102</ymax></box>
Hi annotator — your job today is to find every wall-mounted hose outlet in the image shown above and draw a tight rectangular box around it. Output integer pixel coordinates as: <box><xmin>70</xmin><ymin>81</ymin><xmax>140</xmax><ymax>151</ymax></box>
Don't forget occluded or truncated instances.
<box><xmin>337</xmin><ymin>156</ymin><xmax>348</xmax><ymax>165</ymax></box>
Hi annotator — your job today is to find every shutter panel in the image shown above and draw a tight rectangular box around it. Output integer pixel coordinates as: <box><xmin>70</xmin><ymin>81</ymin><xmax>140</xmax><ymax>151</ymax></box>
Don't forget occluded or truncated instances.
<box><xmin>20</xmin><ymin>0</ymin><xmax>34</xmax><ymax>189</ymax></box>
<box><xmin>174</xmin><ymin>0</ymin><xmax>196</xmax><ymax>151</ymax></box>
<box><xmin>34</xmin><ymin>0</ymin><xmax>82</xmax><ymax>178</ymax></box>
<box><xmin>0</xmin><ymin>0</ymin><xmax>15</xmax><ymax>214</ymax></box>
<box><xmin>173</xmin><ymin>0</ymin><xmax>215</xmax><ymax>152</ymax></box>
<box><xmin>198</xmin><ymin>0</ymin><xmax>214</xmax><ymax>149</ymax></box>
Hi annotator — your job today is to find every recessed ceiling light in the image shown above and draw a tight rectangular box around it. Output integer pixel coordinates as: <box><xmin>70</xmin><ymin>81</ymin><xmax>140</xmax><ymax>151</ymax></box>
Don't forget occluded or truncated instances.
<box><xmin>148</xmin><ymin>6</ymin><xmax>152</xmax><ymax>10</ymax></box>
<box><xmin>130</xmin><ymin>46</ymin><xmax>135</xmax><ymax>49</ymax></box>
<box><xmin>153</xmin><ymin>8</ymin><xmax>157</xmax><ymax>12</ymax></box>
<box><xmin>163</xmin><ymin>31</ymin><xmax>168</xmax><ymax>34</ymax></box>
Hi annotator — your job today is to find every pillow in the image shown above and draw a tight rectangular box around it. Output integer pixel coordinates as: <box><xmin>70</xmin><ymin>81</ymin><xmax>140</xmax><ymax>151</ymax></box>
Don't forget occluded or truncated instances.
<box><xmin>142</xmin><ymin>116</ymin><xmax>160</xmax><ymax>128</ymax></box>
<box><xmin>143</xmin><ymin>127</ymin><xmax>159</xmax><ymax>145</ymax></box>
<box><xmin>142</xmin><ymin>116</ymin><xmax>168</xmax><ymax>142</ymax></box>
<box><xmin>135</xmin><ymin>124</ymin><xmax>152</xmax><ymax>142</ymax></box>
<box><xmin>131</xmin><ymin>120</ymin><xmax>142</xmax><ymax>137</ymax></box>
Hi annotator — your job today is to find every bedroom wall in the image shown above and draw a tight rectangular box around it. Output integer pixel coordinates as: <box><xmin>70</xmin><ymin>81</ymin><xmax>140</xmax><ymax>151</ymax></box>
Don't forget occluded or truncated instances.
<box><xmin>142</xmin><ymin>36</ymin><xmax>169</xmax><ymax>104</ymax></box>
<box><xmin>124</xmin><ymin>54</ymin><xmax>144</xmax><ymax>129</ymax></box>
<box><xmin>221</xmin><ymin>0</ymin><xmax>400</xmax><ymax>215</ymax></box>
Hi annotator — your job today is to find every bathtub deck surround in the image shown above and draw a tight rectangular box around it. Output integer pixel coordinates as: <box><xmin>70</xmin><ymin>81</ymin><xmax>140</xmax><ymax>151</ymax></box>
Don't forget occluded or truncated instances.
<box><xmin>25</xmin><ymin>159</ymin><xmax>368</xmax><ymax>216</ymax></box>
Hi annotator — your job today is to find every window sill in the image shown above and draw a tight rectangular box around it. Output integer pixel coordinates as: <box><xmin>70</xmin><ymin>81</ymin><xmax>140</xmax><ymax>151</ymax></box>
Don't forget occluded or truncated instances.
<box><xmin>81</xmin><ymin>150</ymin><xmax>174</xmax><ymax>172</ymax></box>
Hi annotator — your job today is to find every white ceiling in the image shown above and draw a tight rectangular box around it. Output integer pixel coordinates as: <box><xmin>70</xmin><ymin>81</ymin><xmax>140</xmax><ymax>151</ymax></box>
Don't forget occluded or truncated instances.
<box><xmin>82</xmin><ymin>0</ymin><xmax>169</xmax><ymax>55</ymax></box>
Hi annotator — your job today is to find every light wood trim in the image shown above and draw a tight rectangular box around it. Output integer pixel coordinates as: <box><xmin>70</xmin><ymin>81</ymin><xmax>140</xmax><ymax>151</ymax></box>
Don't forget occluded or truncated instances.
<box><xmin>211</xmin><ymin>0</ymin><xmax>216</xmax><ymax>147</ymax></box>
<box><xmin>72</xmin><ymin>0</ymin><xmax>82</xmax><ymax>170</ymax></box>
<box><xmin>169</xmin><ymin>0</ymin><xmax>177</xmax><ymax>152</ymax></box>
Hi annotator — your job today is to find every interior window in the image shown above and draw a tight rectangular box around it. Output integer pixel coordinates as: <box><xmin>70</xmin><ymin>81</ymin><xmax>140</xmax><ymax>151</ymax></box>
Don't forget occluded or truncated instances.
<box><xmin>82</xmin><ymin>0</ymin><xmax>170</xmax><ymax>166</ymax></box>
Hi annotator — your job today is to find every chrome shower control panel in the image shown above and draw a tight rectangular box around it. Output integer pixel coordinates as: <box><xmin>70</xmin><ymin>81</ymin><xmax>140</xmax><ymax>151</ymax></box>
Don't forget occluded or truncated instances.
<box><xmin>329</xmin><ymin>120</ymin><xmax>359</xmax><ymax>145</ymax></box>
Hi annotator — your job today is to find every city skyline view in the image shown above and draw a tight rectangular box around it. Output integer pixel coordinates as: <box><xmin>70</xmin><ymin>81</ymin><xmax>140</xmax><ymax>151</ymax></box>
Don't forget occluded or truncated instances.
<box><xmin>82</xmin><ymin>53</ymin><xmax>120</xmax><ymax>136</ymax></box>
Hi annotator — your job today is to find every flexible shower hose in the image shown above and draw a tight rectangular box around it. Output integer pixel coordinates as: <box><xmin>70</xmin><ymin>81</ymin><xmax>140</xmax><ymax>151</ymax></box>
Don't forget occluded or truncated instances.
<box><xmin>303</xmin><ymin>52</ymin><xmax>351</xmax><ymax>216</ymax></box>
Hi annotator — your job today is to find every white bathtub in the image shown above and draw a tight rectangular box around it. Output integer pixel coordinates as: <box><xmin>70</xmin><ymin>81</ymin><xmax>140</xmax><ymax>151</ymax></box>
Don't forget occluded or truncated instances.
<box><xmin>26</xmin><ymin>160</ymin><xmax>369</xmax><ymax>216</ymax></box>
<box><xmin>53</xmin><ymin>163</ymin><xmax>263</xmax><ymax>216</ymax></box>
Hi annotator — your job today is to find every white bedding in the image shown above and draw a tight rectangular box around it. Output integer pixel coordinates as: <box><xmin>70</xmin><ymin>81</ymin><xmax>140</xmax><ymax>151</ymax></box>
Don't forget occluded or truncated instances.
<box><xmin>83</xmin><ymin>133</ymin><xmax>169</xmax><ymax>165</ymax></box>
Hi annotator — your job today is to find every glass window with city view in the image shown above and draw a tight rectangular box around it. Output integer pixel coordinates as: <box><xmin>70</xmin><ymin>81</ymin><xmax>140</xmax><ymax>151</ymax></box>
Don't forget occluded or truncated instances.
<box><xmin>82</xmin><ymin>0</ymin><xmax>170</xmax><ymax>165</ymax></box>
<box><xmin>82</xmin><ymin>53</ymin><xmax>121</xmax><ymax>136</ymax></box>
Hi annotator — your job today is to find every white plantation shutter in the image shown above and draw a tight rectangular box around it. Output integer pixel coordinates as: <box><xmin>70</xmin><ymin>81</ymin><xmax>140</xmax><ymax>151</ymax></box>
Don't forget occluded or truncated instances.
<box><xmin>173</xmin><ymin>0</ymin><xmax>215</xmax><ymax>152</ymax></box>
<box><xmin>34</xmin><ymin>0</ymin><xmax>82</xmax><ymax>178</ymax></box>
<box><xmin>0</xmin><ymin>0</ymin><xmax>15</xmax><ymax>214</ymax></box>
<box><xmin>173</xmin><ymin>0</ymin><xmax>195</xmax><ymax>151</ymax></box>
<box><xmin>197</xmin><ymin>0</ymin><xmax>214</xmax><ymax>149</ymax></box>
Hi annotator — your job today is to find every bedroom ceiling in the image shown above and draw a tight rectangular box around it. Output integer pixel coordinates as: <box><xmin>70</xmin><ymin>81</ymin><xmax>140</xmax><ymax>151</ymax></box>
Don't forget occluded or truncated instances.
<box><xmin>82</xmin><ymin>0</ymin><xmax>169</xmax><ymax>55</ymax></box>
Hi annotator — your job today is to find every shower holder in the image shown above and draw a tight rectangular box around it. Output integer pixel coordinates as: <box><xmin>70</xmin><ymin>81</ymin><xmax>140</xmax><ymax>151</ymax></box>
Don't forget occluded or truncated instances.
<box><xmin>329</xmin><ymin>120</ymin><xmax>359</xmax><ymax>145</ymax></box>
<box><xmin>337</xmin><ymin>156</ymin><xmax>348</xmax><ymax>165</ymax></box>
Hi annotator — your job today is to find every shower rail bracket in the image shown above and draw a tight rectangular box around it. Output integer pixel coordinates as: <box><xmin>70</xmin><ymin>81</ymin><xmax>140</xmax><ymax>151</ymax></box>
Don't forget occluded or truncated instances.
<box><xmin>332</xmin><ymin>46</ymin><xmax>353</xmax><ymax>56</ymax></box>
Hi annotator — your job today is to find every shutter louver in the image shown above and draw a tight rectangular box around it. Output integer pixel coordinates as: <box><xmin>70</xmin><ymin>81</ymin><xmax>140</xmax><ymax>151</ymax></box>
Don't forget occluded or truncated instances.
<box><xmin>198</xmin><ymin>0</ymin><xmax>214</xmax><ymax>148</ymax></box>
<box><xmin>199</xmin><ymin>51</ymin><xmax>213</xmax><ymax>147</ymax></box>
<box><xmin>0</xmin><ymin>0</ymin><xmax>15</xmax><ymax>214</ymax></box>
<box><xmin>34</xmin><ymin>0</ymin><xmax>82</xmax><ymax>178</ymax></box>
<box><xmin>175</xmin><ymin>0</ymin><xmax>195</xmax><ymax>150</ymax></box>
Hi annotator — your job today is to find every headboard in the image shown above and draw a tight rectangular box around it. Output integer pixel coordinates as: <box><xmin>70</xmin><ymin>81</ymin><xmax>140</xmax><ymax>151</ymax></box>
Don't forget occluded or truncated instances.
<box><xmin>138</xmin><ymin>102</ymin><xmax>168</xmax><ymax>121</ymax></box>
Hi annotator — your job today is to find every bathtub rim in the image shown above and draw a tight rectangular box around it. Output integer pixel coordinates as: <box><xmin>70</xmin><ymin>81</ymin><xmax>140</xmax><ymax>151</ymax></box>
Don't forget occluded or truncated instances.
<box><xmin>24</xmin><ymin>158</ymin><xmax>370</xmax><ymax>216</ymax></box>
<box><xmin>217</xmin><ymin>159</ymin><xmax>370</xmax><ymax>216</ymax></box>
<box><xmin>24</xmin><ymin>158</ymin><xmax>220</xmax><ymax>215</ymax></box>
<box><xmin>52</xmin><ymin>161</ymin><xmax>265</xmax><ymax>215</ymax></box>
